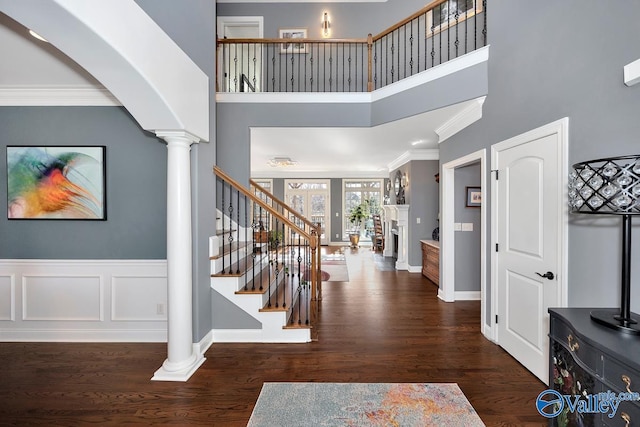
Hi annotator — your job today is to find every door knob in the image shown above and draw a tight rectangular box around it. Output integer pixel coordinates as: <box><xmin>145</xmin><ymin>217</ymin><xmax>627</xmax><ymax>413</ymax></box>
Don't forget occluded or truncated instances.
<box><xmin>536</xmin><ymin>271</ymin><xmax>555</xmax><ymax>280</ymax></box>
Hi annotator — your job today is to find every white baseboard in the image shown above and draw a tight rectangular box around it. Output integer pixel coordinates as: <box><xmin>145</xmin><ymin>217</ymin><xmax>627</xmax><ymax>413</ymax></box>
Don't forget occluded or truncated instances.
<box><xmin>437</xmin><ymin>288</ymin><xmax>480</xmax><ymax>301</ymax></box>
<box><xmin>455</xmin><ymin>291</ymin><xmax>481</xmax><ymax>300</ymax></box>
<box><xmin>408</xmin><ymin>265</ymin><xmax>422</xmax><ymax>273</ymax></box>
<box><xmin>0</xmin><ymin>259</ymin><xmax>167</xmax><ymax>342</ymax></box>
<box><xmin>0</xmin><ymin>328</ymin><xmax>166</xmax><ymax>342</ymax></box>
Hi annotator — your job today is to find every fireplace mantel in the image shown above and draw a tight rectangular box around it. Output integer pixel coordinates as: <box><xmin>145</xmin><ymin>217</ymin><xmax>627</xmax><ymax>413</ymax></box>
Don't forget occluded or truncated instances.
<box><xmin>381</xmin><ymin>205</ymin><xmax>410</xmax><ymax>270</ymax></box>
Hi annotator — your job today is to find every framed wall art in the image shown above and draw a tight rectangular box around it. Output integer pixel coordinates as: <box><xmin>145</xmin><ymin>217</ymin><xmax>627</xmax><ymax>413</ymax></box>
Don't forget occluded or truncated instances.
<box><xmin>466</xmin><ymin>186</ymin><xmax>481</xmax><ymax>207</ymax></box>
<box><xmin>7</xmin><ymin>146</ymin><xmax>106</xmax><ymax>220</ymax></box>
<box><xmin>279</xmin><ymin>28</ymin><xmax>308</xmax><ymax>54</ymax></box>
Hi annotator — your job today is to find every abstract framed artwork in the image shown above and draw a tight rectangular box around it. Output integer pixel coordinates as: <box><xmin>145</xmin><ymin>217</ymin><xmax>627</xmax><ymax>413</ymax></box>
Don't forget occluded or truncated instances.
<box><xmin>7</xmin><ymin>146</ymin><xmax>106</xmax><ymax>220</ymax></box>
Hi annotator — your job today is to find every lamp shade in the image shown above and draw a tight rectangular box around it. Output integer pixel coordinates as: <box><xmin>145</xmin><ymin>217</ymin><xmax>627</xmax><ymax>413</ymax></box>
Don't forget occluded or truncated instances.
<box><xmin>569</xmin><ymin>155</ymin><xmax>640</xmax><ymax>215</ymax></box>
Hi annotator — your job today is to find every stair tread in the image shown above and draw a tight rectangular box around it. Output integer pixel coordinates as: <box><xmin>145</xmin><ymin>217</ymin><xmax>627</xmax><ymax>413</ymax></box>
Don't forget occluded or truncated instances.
<box><xmin>210</xmin><ymin>241</ymin><xmax>253</xmax><ymax>261</ymax></box>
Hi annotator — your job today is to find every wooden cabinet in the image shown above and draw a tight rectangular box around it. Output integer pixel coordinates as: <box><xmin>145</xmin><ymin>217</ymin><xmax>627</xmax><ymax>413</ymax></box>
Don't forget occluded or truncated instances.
<box><xmin>421</xmin><ymin>240</ymin><xmax>439</xmax><ymax>285</ymax></box>
<box><xmin>549</xmin><ymin>308</ymin><xmax>640</xmax><ymax>426</ymax></box>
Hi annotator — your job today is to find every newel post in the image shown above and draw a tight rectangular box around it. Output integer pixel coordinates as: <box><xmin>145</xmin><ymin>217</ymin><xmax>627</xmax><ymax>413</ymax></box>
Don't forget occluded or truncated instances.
<box><xmin>152</xmin><ymin>130</ymin><xmax>205</xmax><ymax>382</ymax></box>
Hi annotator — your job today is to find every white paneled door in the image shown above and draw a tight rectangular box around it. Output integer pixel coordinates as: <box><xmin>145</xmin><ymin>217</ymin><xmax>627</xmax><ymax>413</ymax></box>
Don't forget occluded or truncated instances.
<box><xmin>492</xmin><ymin>119</ymin><xmax>568</xmax><ymax>383</ymax></box>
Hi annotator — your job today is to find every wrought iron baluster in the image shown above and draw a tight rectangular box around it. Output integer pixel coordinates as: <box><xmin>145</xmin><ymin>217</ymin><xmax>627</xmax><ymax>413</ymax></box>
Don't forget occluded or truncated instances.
<box><xmin>289</xmin><ymin>51</ymin><xmax>294</xmax><ymax>92</ymax></box>
<box><xmin>233</xmin><ymin>43</ymin><xmax>238</xmax><ymax>92</ymax></box>
<box><xmin>221</xmin><ymin>179</ymin><xmax>226</xmax><ymax>274</ymax></box>
<box><xmin>259</xmin><ymin>206</ymin><xmax>265</xmax><ymax>291</ymax></box>
<box><xmin>464</xmin><ymin>0</ymin><xmax>468</xmax><ymax>55</ymax></box>
<box><xmin>236</xmin><ymin>188</ymin><xmax>240</xmax><ymax>274</ymax></box>
<box><xmin>244</xmin><ymin>194</ymin><xmax>248</xmax><ymax>289</ymax></box>
<box><xmin>454</xmin><ymin>1</ymin><xmax>460</xmax><ymax>59</ymax></box>
<box><xmin>347</xmin><ymin>43</ymin><xmax>352</xmax><ymax>92</ymax></box>
<box><xmin>439</xmin><ymin>4</ymin><xmax>443</xmax><ymax>66</ymax></box>
<box><xmin>310</xmin><ymin>45</ymin><xmax>315</xmax><ymax>92</ymax></box>
<box><xmin>409</xmin><ymin>22</ymin><xmax>413</xmax><ymax>77</ymax></box>
<box><xmin>482</xmin><ymin>0</ymin><xmax>487</xmax><ymax>46</ymax></box>
<box><xmin>227</xmin><ymin>186</ymin><xmax>234</xmax><ymax>275</ymax></box>
<box><xmin>329</xmin><ymin>44</ymin><xmax>333</xmax><ymax>92</ymax></box>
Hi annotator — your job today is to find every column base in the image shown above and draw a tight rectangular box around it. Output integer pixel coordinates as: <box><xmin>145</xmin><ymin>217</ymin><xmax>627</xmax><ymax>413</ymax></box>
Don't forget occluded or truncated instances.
<box><xmin>151</xmin><ymin>352</ymin><xmax>206</xmax><ymax>382</ymax></box>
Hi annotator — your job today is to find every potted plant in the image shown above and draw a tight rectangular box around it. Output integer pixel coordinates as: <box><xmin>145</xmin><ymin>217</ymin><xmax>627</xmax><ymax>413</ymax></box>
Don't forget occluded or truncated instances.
<box><xmin>268</xmin><ymin>229</ymin><xmax>283</xmax><ymax>250</ymax></box>
<box><xmin>348</xmin><ymin>203</ymin><xmax>367</xmax><ymax>248</ymax></box>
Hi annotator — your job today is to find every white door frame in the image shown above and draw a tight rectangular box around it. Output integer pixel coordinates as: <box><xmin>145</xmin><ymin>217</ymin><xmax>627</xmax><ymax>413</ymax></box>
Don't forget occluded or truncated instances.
<box><xmin>284</xmin><ymin>179</ymin><xmax>331</xmax><ymax>245</ymax></box>
<box><xmin>216</xmin><ymin>16</ymin><xmax>264</xmax><ymax>92</ymax></box>
<box><xmin>441</xmin><ymin>149</ymin><xmax>488</xmax><ymax>337</ymax></box>
<box><xmin>490</xmin><ymin>118</ymin><xmax>569</xmax><ymax>344</ymax></box>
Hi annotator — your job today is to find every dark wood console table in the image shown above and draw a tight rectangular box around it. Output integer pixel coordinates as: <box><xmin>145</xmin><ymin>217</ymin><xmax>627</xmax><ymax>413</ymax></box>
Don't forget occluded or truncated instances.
<box><xmin>549</xmin><ymin>308</ymin><xmax>640</xmax><ymax>426</ymax></box>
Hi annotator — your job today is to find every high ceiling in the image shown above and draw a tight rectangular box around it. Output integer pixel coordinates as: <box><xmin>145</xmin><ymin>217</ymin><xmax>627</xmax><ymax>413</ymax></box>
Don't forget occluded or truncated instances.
<box><xmin>1</xmin><ymin>11</ymin><xmax>477</xmax><ymax>178</ymax></box>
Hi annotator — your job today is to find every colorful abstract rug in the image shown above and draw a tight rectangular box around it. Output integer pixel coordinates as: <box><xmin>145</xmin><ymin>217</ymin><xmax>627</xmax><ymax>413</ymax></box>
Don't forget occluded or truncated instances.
<box><xmin>247</xmin><ymin>383</ymin><xmax>485</xmax><ymax>426</ymax></box>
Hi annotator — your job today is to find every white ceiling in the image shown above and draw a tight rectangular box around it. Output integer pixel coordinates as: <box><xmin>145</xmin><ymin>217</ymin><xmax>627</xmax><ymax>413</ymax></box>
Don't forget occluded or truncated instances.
<box><xmin>250</xmin><ymin>99</ymin><xmax>475</xmax><ymax>178</ymax></box>
<box><xmin>1</xmin><ymin>11</ymin><xmax>475</xmax><ymax>179</ymax></box>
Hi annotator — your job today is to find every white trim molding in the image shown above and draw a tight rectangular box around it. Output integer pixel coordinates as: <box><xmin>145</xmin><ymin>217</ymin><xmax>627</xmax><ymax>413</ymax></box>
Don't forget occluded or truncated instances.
<box><xmin>0</xmin><ymin>85</ymin><xmax>121</xmax><ymax>106</ymax></box>
<box><xmin>0</xmin><ymin>259</ymin><xmax>168</xmax><ymax>342</ymax></box>
<box><xmin>624</xmin><ymin>58</ymin><xmax>640</xmax><ymax>87</ymax></box>
<box><xmin>436</xmin><ymin>96</ymin><xmax>486</xmax><ymax>143</ymax></box>
<box><xmin>387</xmin><ymin>149</ymin><xmax>439</xmax><ymax>171</ymax></box>
<box><xmin>440</xmin><ymin>149</ymin><xmax>487</xmax><ymax>338</ymax></box>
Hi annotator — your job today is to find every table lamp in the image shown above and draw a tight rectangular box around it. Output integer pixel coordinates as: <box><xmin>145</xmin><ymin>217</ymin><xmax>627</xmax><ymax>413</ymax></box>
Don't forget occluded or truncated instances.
<box><xmin>569</xmin><ymin>155</ymin><xmax>640</xmax><ymax>335</ymax></box>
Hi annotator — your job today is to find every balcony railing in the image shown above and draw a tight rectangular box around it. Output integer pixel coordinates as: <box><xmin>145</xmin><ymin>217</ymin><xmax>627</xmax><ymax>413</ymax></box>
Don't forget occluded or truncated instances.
<box><xmin>217</xmin><ymin>0</ymin><xmax>486</xmax><ymax>93</ymax></box>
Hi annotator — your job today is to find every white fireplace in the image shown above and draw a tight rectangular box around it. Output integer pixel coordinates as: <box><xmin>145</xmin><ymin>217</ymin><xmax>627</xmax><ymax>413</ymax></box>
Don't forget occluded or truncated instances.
<box><xmin>381</xmin><ymin>205</ymin><xmax>410</xmax><ymax>270</ymax></box>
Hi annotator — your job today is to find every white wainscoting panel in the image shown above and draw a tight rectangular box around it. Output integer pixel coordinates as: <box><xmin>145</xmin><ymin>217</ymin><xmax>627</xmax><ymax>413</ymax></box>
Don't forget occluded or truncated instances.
<box><xmin>23</xmin><ymin>275</ymin><xmax>103</xmax><ymax>321</ymax></box>
<box><xmin>0</xmin><ymin>275</ymin><xmax>15</xmax><ymax>321</ymax></box>
<box><xmin>112</xmin><ymin>276</ymin><xmax>167</xmax><ymax>321</ymax></box>
<box><xmin>0</xmin><ymin>260</ymin><xmax>167</xmax><ymax>342</ymax></box>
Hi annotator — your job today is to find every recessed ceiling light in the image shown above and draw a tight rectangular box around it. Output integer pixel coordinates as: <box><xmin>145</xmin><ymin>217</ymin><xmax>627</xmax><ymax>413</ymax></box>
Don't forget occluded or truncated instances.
<box><xmin>29</xmin><ymin>29</ymin><xmax>48</xmax><ymax>43</ymax></box>
<box><xmin>411</xmin><ymin>140</ymin><xmax>424</xmax><ymax>146</ymax></box>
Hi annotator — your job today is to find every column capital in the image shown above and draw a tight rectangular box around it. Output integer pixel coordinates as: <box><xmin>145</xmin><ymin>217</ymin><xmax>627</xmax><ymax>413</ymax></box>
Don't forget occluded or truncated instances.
<box><xmin>155</xmin><ymin>130</ymin><xmax>201</xmax><ymax>145</ymax></box>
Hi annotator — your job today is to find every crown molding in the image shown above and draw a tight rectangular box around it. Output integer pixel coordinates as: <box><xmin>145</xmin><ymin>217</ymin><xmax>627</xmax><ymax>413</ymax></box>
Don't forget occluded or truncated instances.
<box><xmin>624</xmin><ymin>57</ymin><xmax>640</xmax><ymax>86</ymax></box>
<box><xmin>435</xmin><ymin>96</ymin><xmax>486</xmax><ymax>143</ymax></box>
<box><xmin>0</xmin><ymin>85</ymin><xmax>121</xmax><ymax>106</ymax></box>
<box><xmin>387</xmin><ymin>149</ymin><xmax>439</xmax><ymax>171</ymax></box>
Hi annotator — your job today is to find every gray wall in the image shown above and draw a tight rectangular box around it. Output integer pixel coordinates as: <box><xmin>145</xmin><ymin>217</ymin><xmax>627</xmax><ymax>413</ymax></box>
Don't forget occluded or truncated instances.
<box><xmin>390</xmin><ymin>160</ymin><xmax>439</xmax><ymax>267</ymax></box>
<box><xmin>217</xmin><ymin>0</ymin><xmax>430</xmax><ymax>40</ymax></box>
<box><xmin>0</xmin><ymin>107</ymin><xmax>166</xmax><ymax>259</ymax></box>
<box><xmin>454</xmin><ymin>162</ymin><xmax>481</xmax><ymax>292</ymax></box>
<box><xmin>439</xmin><ymin>0</ymin><xmax>640</xmax><ymax>315</ymax></box>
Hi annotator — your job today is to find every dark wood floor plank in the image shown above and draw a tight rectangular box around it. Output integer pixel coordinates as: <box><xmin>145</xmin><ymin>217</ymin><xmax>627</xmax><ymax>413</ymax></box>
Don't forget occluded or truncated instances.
<box><xmin>0</xmin><ymin>247</ymin><xmax>547</xmax><ymax>426</ymax></box>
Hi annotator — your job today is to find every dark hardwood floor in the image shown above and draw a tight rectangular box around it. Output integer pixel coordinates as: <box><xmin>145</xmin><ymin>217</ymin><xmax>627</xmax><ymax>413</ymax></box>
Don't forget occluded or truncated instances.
<box><xmin>0</xmin><ymin>247</ymin><xmax>547</xmax><ymax>426</ymax></box>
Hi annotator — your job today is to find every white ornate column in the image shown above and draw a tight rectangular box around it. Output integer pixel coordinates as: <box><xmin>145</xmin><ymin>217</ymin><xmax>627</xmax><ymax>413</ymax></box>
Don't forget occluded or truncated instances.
<box><xmin>152</xmin><ymin>131</ymin><xmax>205</xmax><ymax>382</ymax></box>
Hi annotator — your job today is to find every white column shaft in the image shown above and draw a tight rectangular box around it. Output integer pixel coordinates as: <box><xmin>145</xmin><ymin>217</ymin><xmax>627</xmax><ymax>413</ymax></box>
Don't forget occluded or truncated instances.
<box><xmin>164</xmin><ymin>136</ymin><xmax>195</xmax><ymax>369</ymax></box>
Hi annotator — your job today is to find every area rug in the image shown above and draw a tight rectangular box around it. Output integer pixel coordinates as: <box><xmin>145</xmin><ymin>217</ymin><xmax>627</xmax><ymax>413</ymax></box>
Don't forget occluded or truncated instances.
<box><xmin>301</xmin><ymin>252</ymin><xmax>349</xmax><ymax>282</ymax></box>
<box><xmin>247</xmin><ymin>382</ymin><xmax>485</xmax><ymax>427</ymax></box>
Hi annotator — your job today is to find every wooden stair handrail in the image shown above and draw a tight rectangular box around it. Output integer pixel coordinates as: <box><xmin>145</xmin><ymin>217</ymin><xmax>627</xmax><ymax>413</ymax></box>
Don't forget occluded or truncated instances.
<box><xmin>214</xmin><ymin>166</ymin><xmax>315</xmax><ymax>244</ymax></box>
<box><xmin>372</xmin><ymin>0</ymin><xmax>450</xmax><ymax>41</ymax></box>
<box><xmin>217</xmin><ymin>37</ymin><xmax>368</xmax><ymax>45</ymax></box>
<box><xmin>250</xmin><ymin>179</ymin><xmax>319</xmax><ymax>233</ymax></box>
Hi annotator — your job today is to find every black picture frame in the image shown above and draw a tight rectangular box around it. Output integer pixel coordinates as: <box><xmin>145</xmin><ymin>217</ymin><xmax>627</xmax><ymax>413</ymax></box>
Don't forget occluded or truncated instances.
<box><xmin>466</xmin><ymin>186</ymin><xmax>481</xmax><ymax>207</ymax></box>
<box><xmin>7</xmin><ymin>145</ymin><xmax>107</xmax><ymax>220</ymax></box>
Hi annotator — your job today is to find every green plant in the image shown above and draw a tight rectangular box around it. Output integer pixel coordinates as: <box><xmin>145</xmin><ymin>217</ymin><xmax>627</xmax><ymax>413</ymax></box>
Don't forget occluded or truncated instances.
<box><xmin>348</xmin><ymin>203</ymin><xmax>367</xmax><ymax>233</ymax></box>
<box><xmin>268</xmin><ymin>230</ymin><xmax>283</xmax><ymax>249</ymax></box>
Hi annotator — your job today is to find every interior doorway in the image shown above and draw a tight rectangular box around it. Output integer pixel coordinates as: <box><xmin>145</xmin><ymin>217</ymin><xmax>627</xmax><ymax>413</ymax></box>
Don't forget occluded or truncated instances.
<box><xmin>441</xmin><ymin>149</ymin><xmax>488</xmax><ymax>335</ymax></box>
<box><xmin>216</xmin><ymin>16</ymin><xmax>264</xmax><ymax>92</ymax></box>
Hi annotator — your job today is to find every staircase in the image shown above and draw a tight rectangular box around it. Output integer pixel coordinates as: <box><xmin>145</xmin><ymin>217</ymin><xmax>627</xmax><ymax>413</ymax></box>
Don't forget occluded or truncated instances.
<box><xmin>210</xmin><ymin>167</ymin><xmax>322</xmax><ymax>343</ymax></box>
